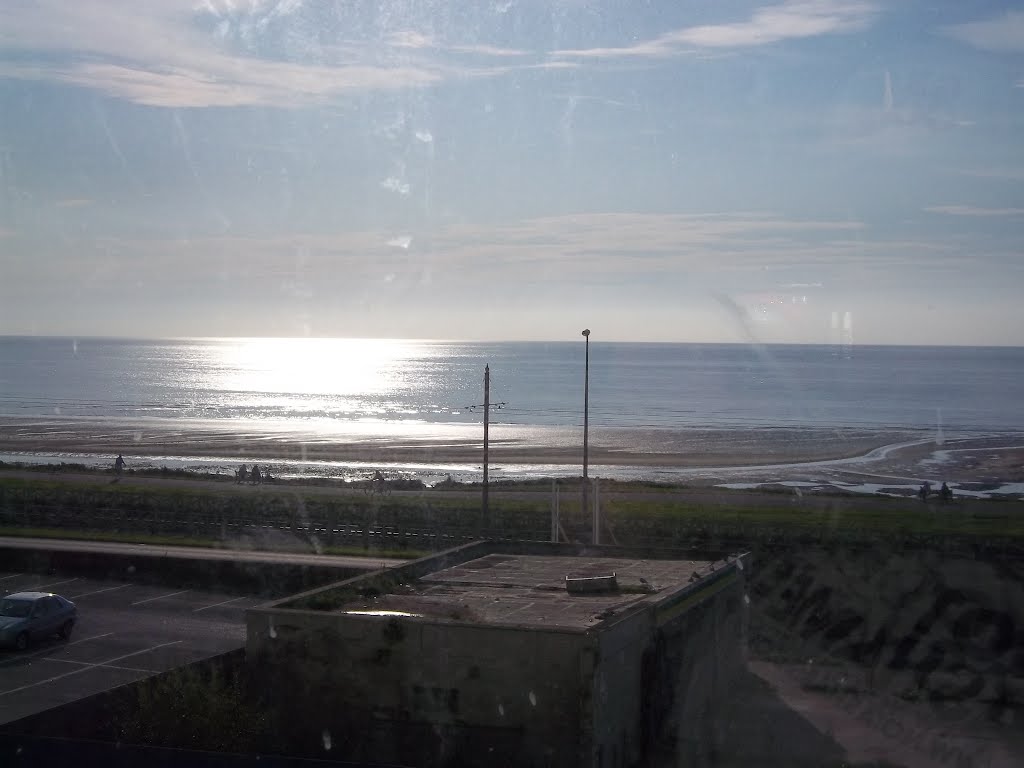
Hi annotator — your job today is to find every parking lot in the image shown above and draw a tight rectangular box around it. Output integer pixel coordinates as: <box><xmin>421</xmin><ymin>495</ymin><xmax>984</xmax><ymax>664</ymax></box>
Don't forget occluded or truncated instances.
<box><xmin>0</xmin><ymin>570</ymin><xmax>262</xmax><ymax>725</ymax></box>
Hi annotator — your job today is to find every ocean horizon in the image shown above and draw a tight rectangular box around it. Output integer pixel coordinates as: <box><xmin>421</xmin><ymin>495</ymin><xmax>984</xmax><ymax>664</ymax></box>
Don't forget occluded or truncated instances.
<box><xmin>1</xmin><ymin>336</ymin><xmax>1022</xmax><ymax>488</ymax></box>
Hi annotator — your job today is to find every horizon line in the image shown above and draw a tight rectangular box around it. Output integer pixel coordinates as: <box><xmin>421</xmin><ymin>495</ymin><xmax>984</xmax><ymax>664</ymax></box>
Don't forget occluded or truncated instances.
<box><xmin>1</xmin><ymin>334</ymin><xmax>1022</xmax><ymax>350</ymax></box>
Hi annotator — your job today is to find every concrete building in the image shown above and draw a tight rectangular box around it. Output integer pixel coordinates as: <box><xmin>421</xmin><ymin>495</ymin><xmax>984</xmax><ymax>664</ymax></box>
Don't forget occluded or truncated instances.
<box><xmin>246</xmin><ymin>541</ymin><xmax>751</xmax><ymax>767</ymax></box>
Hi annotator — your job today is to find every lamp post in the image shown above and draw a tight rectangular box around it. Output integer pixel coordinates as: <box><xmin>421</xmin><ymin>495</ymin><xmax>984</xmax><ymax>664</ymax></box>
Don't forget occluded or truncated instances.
<box><xmin>581</xmin><ymin>329</ymin><xmax>590</xmax><ymax>536</ymax></box>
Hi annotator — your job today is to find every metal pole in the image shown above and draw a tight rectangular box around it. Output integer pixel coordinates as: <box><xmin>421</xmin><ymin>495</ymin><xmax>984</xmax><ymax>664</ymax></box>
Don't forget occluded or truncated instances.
<box><xmin>581</xmin><ymin>329</ymin><xmax>590</xmax><ymax>533</ymax></box>
<box><xmin>483</xmin><ymin>364</ymin><xmax>490</xmax><ymax>530</ymax></box>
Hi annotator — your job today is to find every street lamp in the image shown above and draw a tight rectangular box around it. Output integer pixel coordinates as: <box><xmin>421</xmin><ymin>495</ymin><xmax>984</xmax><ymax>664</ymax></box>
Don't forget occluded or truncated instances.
<box><xmin>581</xmin><ymin>329</ymin><xmax>590</xmax><ymax>537</ymax></box>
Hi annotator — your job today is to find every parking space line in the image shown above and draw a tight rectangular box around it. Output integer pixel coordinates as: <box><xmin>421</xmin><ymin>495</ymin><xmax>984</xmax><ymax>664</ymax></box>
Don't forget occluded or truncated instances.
<box><xmin>0</xmin><ymin>573</ymin><xmax>23</xmax><ymax>581</ymax></box>
<box><xmin>0</xmin><ymin>641</ymin><xmax>182</xmax><ymax>697</ymax></box>
<box><xmin>0</xmin><ymin>633</ymin><xmax>114</xmax><ymax>668</ymax></box>
<box><xmin>69</xmin><ymin>584</ymin><xmax>129</xmax><ymax>599</ymax></box>
<box><xmin>41</xmin><ymin>657</ymin><xmax>158</xmax><ymax>674</ymax></box>
<box><xmin>131</xmin><ymin>589</ymin><xmax>188</xmax><ymax>606</ymax></box>
<box><xmin>32</xmin><ymin>578</ymin><xmax>79</xmax><ymax>590</ymax></box>
<box><xmin>192</xmin><ymin>596</ymin><xmax>245</xmax><ymax>613</ymax></box>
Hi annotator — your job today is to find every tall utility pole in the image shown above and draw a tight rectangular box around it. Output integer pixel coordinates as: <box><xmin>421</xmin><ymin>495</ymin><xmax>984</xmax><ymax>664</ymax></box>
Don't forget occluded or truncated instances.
<box><xmin>467</xmin><ymin>366</ymin><xmax>504</xmax><ymax>531</ymax></box>
<box><xmin>483</xmin><ymin>364</ymin><xmax>490</xmax><ymax>527</ymax></box>
<box><xmin>581</xmin><ymin>329</ymin><xmax>591</xmax><ymax>535</ymax></box>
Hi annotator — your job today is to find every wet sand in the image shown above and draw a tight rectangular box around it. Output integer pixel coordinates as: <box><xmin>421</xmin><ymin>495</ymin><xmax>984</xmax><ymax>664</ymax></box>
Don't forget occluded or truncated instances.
<box><xmin>0</xmin><ymin>416</ymin><xmax>912</xmax><ymax>467</ymax></box>
<box><xmin>0</xmin><ymin>417</ymin><xmax>1021</xmax><ymax>492</ymax></box>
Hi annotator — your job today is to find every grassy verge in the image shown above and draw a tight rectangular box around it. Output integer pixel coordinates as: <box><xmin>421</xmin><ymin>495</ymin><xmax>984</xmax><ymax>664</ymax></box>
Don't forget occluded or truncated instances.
<box><xmin>0</xmin><ymin>526</ymin><xmax>222</xmax><ymax>549</ymax></box>
<box><xmin>605</xmin><ymin>497</ymin><xmax>1024</xmax><ymax>539</ymax></box>
<box><xmin>2</xmin><ymin>473</ymin><xmax>1021</xmax><ymax>546</ymax></box>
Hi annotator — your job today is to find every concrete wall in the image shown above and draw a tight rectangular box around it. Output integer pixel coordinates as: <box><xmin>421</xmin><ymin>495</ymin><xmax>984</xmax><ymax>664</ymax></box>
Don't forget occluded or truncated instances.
<box><xmin>644</xmin><ymin>567</ymin><xmax>749</xmax><ymax>768</ymax></box>
<box><xmin>586</xmin><ymin>557</ymin><xmax>750</xmax><ymax>768</ymax></box>
<box><xmin>248</xmin><ymin>607</ymin><xmax>590</xmax><ymax>767</ymax></box>
<box><xmin>591</xmin><ymin>610</ymin><xmax>654</xmax><ymax>768</ymax></box>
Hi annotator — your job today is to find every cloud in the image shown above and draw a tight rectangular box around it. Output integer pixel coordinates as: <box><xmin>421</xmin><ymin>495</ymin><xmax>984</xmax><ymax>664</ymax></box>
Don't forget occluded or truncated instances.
<box><xmin>942</xmin><ymin>11</ymin><xmax>1024</xmax><ymax>53</ymax></box>
<box><xmin>819</xmin><ymin>102</ymin><xmax>974</xmax><ymax>155</ymax></box>
<box><xmin>0</xmin><ymin>2</ymin><xmax>534</xmax><ymax>108</ymax></box>
<box><xmin>44</xmin><ymin>212</ymin><xmax>875</xmax><ymax>286</ymax></box>
<box><xmin>68</xmin><ymin>61</ymin><xmax>439</xmax><ymax>108</ymax></box>
<box><xmin>555</xmin><ymin>0</ymin><xmax>878</xmax><ymax>59</ymax></box>
<box><xmin>387</xmin><ymin>30</ymin><xmax>435</xmax><ymax>50</ymax></box>
<box><xmin>55</xmin><ymin>198</ymin><xmax>94</xmax><ymax>208</ymax></box>
<box><xmin>450</xmin><ymin>43</ymin><xmax>529</xmax><ymax>57</ymax></box>
<box><xmin>924</xmin><ymin>205</ymin><xmax>1024</xmax><ymax>217</ymax></box>
<box><xmin>11</xmin><ymin>211</ymin><xmax>1006</xmax><ymax>344</ymax></box>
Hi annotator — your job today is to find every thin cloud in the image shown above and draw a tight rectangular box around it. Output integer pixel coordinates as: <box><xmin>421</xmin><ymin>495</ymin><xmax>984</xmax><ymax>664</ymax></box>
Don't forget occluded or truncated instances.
<box><xmin>33</xmin><ymin>57</ymin><xmax>440</xmax><ymax>109</ymax></box>
<box><xmin>924</xmin><ymin>205</ymin><xmax>1024</xmax><ymax>217</ymax></box>
<box><xmin>555</xmin><ymin>0</ymin><xmax>878</xmax><ymax>59</ymax></box>
<box><xmin>819</xmin><ymin>103</ymin><xmax>974</xmax><ymax>155</ymax></box>
<box><xmin>450</xmin><ymin>43</ymin><xmax>529</xmax><ymax>58</ymax></box>
<box><xmin>0</xmin><ymin>3</ymin><xmax>517</xmax><ymax>108</ymax></box>
<box><xmin>942</xmin><ymin>11</ymin><xmax>1024</xmax><ymax>53</ymax></box>
<box><xmin>387</xmin><ymin>30</ymin><xmax>435</xmax><ymax>50</ymax></box>
<box><xmin>54</xmin><ymin>198</ymin><xmax>94</xmax><ymax>208</ymax></box>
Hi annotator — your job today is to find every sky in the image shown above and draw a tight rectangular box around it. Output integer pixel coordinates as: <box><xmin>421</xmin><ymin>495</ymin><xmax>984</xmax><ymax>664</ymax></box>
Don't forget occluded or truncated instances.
<box><xmin>0</xmin><ymin>0</ymin><xmax>1022</xmax><ymax>344</ymax></box>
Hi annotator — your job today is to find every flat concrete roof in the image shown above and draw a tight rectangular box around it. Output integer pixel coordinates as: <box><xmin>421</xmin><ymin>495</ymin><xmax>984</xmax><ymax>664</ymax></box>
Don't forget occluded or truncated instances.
<box><xmin>337</xmin><ymin>553</ymin><xmax>715</xmax><ymax>630</ymax></box>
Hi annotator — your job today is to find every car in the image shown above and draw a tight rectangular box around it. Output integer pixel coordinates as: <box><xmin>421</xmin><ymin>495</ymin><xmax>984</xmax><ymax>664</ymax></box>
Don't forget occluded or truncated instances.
<box><xmin>0</xmin><ymin>592</ymin><xmax>77</xmax><ymax>651</ymax></box>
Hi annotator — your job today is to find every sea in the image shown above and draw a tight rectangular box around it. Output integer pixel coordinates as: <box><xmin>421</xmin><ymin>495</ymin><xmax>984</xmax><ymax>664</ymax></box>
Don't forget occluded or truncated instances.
<box><xmin>1</xmin><ymin>337</ymin><xmax>1023</xmax><ymax>485</ymax></box>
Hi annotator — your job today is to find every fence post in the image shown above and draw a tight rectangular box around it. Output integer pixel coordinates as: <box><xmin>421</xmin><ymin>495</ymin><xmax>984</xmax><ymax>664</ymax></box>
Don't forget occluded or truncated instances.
<box><xmin>551</xmin><ymin>481</ymin><xmax>559</xmax><ymax>543</ymax></box>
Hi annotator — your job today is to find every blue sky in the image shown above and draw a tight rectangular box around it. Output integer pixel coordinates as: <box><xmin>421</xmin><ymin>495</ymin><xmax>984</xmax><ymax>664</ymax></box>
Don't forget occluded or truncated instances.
<box><xmin>1</xmin><ymin>0</ymin><xmax>1022</xmax><ymax>344</ymax></box>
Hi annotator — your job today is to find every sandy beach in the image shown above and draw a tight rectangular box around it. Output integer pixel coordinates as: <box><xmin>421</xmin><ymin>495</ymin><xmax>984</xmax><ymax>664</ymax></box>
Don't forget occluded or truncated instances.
<box><xmin>0</xmin><ymin>416</ymin><xmax>915</xmax><ymax>467</ymax></box>
<box><xmin>1</xmin><ymin>416</ymin><xmax>1022</xmax><ymax>497</ymax></box>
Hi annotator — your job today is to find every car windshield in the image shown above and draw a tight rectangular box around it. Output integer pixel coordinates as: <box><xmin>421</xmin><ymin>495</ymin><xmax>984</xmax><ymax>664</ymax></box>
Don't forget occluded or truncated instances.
<box><xmin>0</xmin><ymin>599</ymin><xmax>33</xmax><ymax>618</ymax></box>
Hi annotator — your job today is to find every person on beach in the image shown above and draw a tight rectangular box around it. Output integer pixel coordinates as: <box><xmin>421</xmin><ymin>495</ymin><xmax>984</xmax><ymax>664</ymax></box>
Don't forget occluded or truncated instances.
<box><xmin>940</xmin><ymin>482</ymin><xmax>953</xmax><ymax>502</ymax></box>
<box><xmin>251</xmin><ymin>464</ymin><xmax>262</xmax><ymax>485</ymax></box>
<box><xmin>114</xmin><ymin>454</ymin><xmax>126</xmax><ymax>475</ymax></box>
<box><xmin>918</xmin><ymin>481</ymin><xmax>931</xmax><ymax>501</ymax></box>
<box><xmin>237</xmin><ymin>465</ymin><xmax>248</xmax><ymax>484</ymax></box>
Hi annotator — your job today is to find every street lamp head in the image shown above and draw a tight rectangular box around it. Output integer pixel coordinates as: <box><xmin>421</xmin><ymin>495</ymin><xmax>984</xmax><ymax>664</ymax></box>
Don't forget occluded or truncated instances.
<box><xmin>581</xmin><ymin>329</ymin><xmax>590</xmax><ymax>338</ymax></box>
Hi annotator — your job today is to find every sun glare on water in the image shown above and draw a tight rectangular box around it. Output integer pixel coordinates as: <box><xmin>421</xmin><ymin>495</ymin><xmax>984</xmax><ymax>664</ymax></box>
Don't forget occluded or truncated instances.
<box><xmin>212</xmin><ymin>338</ymin><xmax>427</xmax><ymax>398</ymax></box>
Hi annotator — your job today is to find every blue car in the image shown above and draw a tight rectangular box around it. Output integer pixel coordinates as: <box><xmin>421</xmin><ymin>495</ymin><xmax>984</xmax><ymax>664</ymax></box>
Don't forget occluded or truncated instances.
<box><xmin>0</xmin><ymin>592</ymin><xmax>77</xmax><ymax>651</ymax></box>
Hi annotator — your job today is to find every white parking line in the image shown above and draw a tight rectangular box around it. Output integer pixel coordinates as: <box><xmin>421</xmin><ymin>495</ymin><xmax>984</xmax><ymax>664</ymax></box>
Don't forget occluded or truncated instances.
<box><xmin>131</xmin><ymin>589</ymin><xmax>188</xmax><ymax>606</ymax></box>
<box><xmin>41</xmin><ymin>657</ymin><xmax>157</xmax><ymax>674</ymax></box>
<box><xmin>192</xmin><ymin>596</ymin><xmax>245</xmax><ymax>613</ymax></box>
<box><xmin>31</xmin><ymin>577</ymin><xmax>79</xmax><ymax>591</ymax></box>
<box><xmin>69</xmin><ymin>584</ymin><xmax>129</xmax><ymax>599</ymax></box>
<box><xmin>0</xmin><ymin>573</ymin><xmax>23</xmax><ymax>581</ymax></box>
<box><xmin>0</xmin><ymin>641</ymin><xmax>182</xmax><ymax>697</ymax></box>
<box><xmin>0</xmin><ymin>633</ymin><xmax>114</xmax><ymax>668</ymax></box>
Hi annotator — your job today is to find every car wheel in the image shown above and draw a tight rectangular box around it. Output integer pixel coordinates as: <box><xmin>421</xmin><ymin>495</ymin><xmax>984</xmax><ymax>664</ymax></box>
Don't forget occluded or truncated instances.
<box><xmin>15</xmin><ymin>632</ymin><xmax>29</xmax><ymax>651</ymax></box>
<box><xmin>59</xmin><ymin>620</ymin><xmax>74</xmax><ymax>640</ymax></box>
